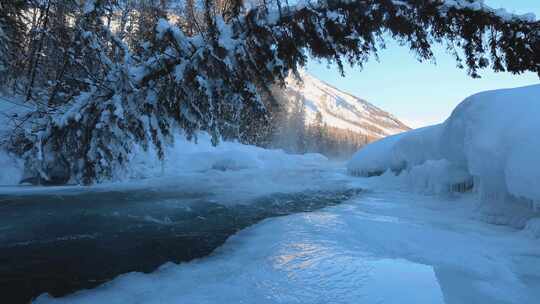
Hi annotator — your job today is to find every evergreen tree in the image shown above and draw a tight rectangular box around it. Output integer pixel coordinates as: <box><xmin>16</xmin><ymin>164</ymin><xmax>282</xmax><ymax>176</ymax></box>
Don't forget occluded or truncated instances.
<box><xmin>313</xmin><ymin>110</ymin><xmax>324</xmax><ymax>152</ymax></box>
<box><xmin>0</xmin><ymin>0</ymin><xmax>28</xmax><ymax>88</ymax></box>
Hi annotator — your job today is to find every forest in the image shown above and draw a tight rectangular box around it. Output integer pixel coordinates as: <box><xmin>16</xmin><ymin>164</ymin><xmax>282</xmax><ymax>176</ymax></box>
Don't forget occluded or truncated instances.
<box><xmin>270</xmin><ymin>86</ymin><xmax>377</xmax><ymax>159</ymax></box>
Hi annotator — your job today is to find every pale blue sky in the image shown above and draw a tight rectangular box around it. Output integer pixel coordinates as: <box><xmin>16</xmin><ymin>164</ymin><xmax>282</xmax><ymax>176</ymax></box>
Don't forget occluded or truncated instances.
<box><xmin>306</xmin><ymin>0</ymin><xmax>540</xmax><ymax>128</ymax></box>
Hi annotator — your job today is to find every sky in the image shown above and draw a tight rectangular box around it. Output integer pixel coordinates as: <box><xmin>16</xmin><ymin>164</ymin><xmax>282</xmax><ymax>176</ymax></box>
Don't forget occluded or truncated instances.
<box><xmin>305</xmin><ymin>0</ymin><xmax>540</xmax><ymax>128</ymax></box>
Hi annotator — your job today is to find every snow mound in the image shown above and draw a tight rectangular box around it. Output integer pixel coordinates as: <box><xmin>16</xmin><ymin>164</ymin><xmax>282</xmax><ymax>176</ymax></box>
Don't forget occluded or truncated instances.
<box><xmin>0</xmin><ymin>150</ymin><xmax>23</xmax><ymax>185</ymax></box>
<box><xmin>129</xmin><ymin>133</ymin><xmax>328</xmax><ymax>179</ymax></box>
<box><xmin>346</xmin><ymin>125</ymin><xmax>443</xmax><ymax>177</ymax></box>
<box><xmin>0</xmin><ymin>95</ymin><xmax>27</xmax><ymax>185</ymax></box>
<box><xmin>348</xmin><ymin>84</ymin><xmax>540</xmax><ymax>208</ymax></box>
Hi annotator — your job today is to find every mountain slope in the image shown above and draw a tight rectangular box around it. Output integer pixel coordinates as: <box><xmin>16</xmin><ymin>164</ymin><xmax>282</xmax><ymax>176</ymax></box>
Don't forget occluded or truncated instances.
<box><xmin>285</xmin><ymin>72</ymin><xmax>410</xmax><ymax>139</ymax></box>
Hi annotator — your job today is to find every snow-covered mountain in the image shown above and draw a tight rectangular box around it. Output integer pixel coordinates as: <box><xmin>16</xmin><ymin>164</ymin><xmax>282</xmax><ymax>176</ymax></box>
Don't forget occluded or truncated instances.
<box><xmin>284</xmin><ymin>71</ymin><xmax>410</xmax><ymax>139</ymax></box>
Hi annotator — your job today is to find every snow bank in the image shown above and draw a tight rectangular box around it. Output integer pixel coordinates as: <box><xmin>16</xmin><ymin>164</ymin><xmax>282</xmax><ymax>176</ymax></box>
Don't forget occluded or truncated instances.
<box><xmin>348</xmin><ymin>84</ymin><xmax>540</xmax><ymax>212</ymax></box>
<box><xmin>346</xmin><ymin>125</ymin><xmax>443</xmax><ymax>177</ymax></box>
<box><xmin>100</xmin><ymin>134</ymin><xmax>336</xmax><ymax>204</ymax></box>
<box><xmin>0</xmin><ymin>134</ymin><xmax>335</xmax><ymax>205</ymax></box>
<box><xmin>0</xmin><ymin>95</ymin><xmax>25</xmax><ymax>185</ymax></box>
<box><xmin>0</xmin><ymin>150</ymin><xmax>23</xmax><ymax>185</ymax></box>
<box><xmin>129</xmin><ymin>133</ymin><xmax>327</xmax><ymax>179</ymax></box>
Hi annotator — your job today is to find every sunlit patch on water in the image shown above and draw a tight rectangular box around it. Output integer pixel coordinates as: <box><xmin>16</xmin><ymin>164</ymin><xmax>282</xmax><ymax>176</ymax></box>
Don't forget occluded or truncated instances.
<box><xmin>270</xmin><ymin>239</ymin><xmax>445</xmax><ymax>303</ymax></box>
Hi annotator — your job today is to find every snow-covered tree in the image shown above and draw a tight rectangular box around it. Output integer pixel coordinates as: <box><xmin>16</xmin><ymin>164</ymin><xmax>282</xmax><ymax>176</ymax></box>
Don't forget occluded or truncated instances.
<box><xmin>312</xmin><ymin>110</ymin><xmax>325</xmax><ymax>151</ymax></box>
<box><xmin>0</xmin><ymin>0</ymin><xmax>28</xmax><ymax>87</ymax></box>
<box><xmin>2</xmin><ymin>0</ymin><xmax>539</xmax><ymax>184</ymax></box>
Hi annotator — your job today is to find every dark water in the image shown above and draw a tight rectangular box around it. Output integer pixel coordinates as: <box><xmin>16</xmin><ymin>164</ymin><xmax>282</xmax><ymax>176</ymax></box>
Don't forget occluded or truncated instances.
<box><xmin>0</xmin><ymin>187</ymin><xmax>361</xmax><ymax>303</ymax></box>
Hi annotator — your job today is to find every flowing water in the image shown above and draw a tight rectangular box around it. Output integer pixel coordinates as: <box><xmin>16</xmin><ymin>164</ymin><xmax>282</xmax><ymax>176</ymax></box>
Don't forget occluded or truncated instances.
<box><xmin>0</xmin><ymin>186</ymin><xmax>360</xmax><ymax>303</ymax></box>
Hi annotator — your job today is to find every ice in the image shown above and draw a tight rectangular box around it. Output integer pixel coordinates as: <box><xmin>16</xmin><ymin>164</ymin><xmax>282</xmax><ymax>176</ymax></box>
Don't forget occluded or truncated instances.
<box><xmin>399</xmin><ymin>159</ymin><xmax>472</xmax><ymax>194</ymax></box>
<box><xmin>348</xmin><ymin>84</ymin><xmax>540</xmax><ymax>211</ymax></box>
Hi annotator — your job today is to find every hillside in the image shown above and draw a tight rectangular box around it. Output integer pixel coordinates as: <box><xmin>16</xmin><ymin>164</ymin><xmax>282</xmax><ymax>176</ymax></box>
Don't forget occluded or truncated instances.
<box><xmin>285</xmin><ymin>71</ymin><xmax>410</xmax><ymax>139</ymax></box>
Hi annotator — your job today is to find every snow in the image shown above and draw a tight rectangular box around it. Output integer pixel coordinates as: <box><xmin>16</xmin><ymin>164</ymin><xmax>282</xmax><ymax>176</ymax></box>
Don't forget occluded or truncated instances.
<box><xmin>82</xmin><ymin>0</ymin><xmax>96</xmax><ymax>14</ymax></box>
<box><xmin>0</xmin><ymin>95</ymin><xmax>25</xmax><ymax>185</ymax></box>
<box><xmin>347</xmin><ymin>125</ymin><xmax>443</xmax><ymax>177</ymax></box>
<box><xmin>129</xmin><ymin>133</ymin><xmax>328</xmax><ymax>177</ymax></box>
<box><xmin>389</xmin><ymin>0</ymin><xmax>535</xmax><ymax>23</ymax></box>
<box><xmin>33</xmin><ymin>176</ymin><xmax>540</xmax><ymax>304</ymax></box>
<box><xmin>286</xmin><ymin>71</ymin><xmax>409</xmax><ymax>138</ymax></box>
<box><xmin>118</xmin><ymin>134</ymin><xmax>339</xmax><ymax>203</ymax></box>
<box><xmin>348</xmin><ymin>85</ymin><xmax>540</xmax><ymax>211</ymax></box>
<box><xmin>438</xmin><ymin>0</ymin><xmax>537</xmax><ymax>22</ymax></box>
<box><xmin>0</xmin><ymin>150</ymin><xmax>23</xmax><ymax>185</ymax></box>
<box><xmin>0</xmin><ymin>132</ymin><xmax>335</xmax><ymax>203</ymax></box>
<box><xmin>155</xmin><ymin>18</ymin><xmax>171</xmax><ymax>39</ymax></box>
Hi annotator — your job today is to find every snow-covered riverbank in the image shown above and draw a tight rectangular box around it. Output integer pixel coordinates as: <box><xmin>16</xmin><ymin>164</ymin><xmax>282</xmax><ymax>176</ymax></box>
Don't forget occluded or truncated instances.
<box><xmin>348</xmin><ymin>84</ymin><xmax>540</xmax><ymax>230</ymax></box>
<box><xmin>1</xmin><ymin>139</ymin><xmax>358</xmax><ymax>303</ymax></box>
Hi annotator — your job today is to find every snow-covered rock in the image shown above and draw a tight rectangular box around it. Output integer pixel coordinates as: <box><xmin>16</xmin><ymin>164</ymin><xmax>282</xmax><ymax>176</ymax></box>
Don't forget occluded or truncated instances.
<box><xmin>348</xmin><ymin>84</ymin><xmax>540</xmax><ymax>209</ymax></box>
<box><xmin>286</xmin><ymin>71</ymin><xmax>410</xmax><ymax>138</ymax></box>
